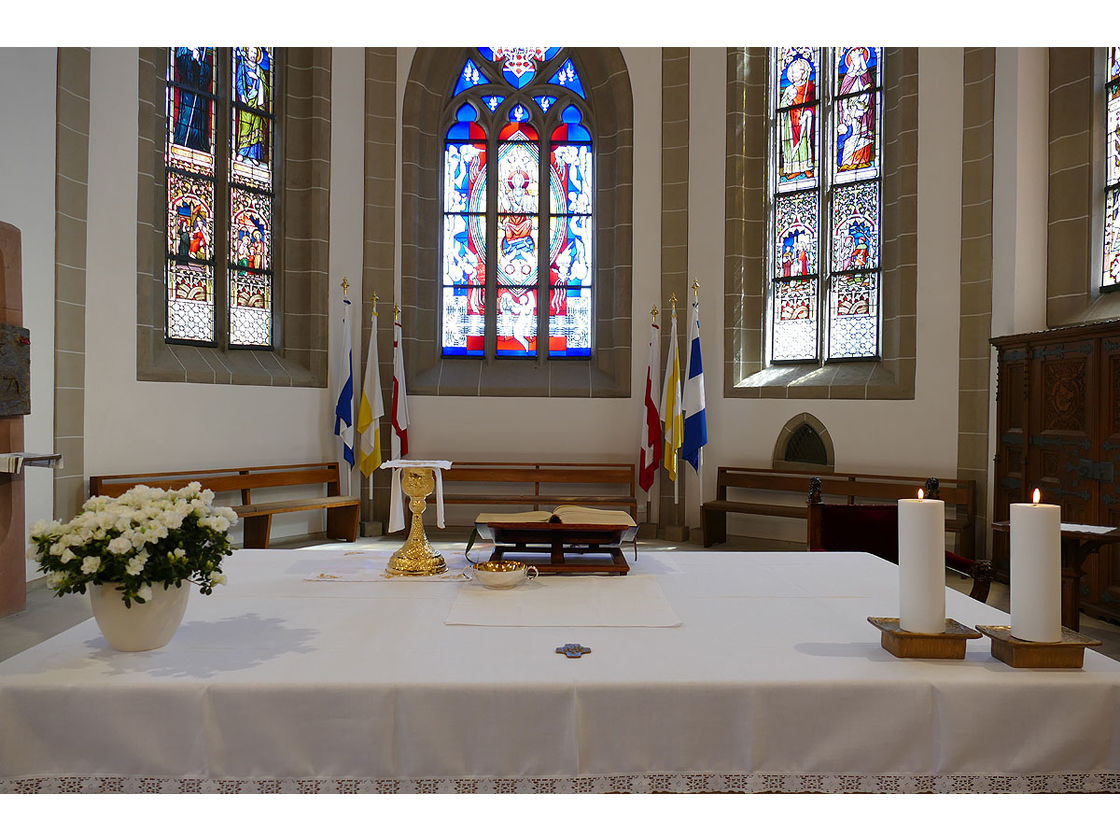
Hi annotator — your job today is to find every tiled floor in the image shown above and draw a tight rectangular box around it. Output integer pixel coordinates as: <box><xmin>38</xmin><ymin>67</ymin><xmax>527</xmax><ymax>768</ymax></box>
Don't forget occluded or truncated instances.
<box><xmin>4</xmin><ymin>531</ymin><xmax>1120</xmax><ymax>663</ymax></box>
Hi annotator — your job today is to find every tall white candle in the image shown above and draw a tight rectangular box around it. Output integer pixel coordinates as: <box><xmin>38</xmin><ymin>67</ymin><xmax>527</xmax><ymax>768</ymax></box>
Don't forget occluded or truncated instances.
<box><xmin>898</xmin><ymin>494</ymin><xmax>946</xmax><ymax>633</ymax></box>
<box><xmin>1010</xmin><ymin>491</ymin><xmax>1062</xmax><ymax>643</ymax></box>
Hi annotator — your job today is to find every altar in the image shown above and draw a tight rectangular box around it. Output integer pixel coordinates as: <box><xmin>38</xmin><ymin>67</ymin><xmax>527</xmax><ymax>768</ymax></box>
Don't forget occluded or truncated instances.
<box><xmin>2</xmin><ymin>548</ymin><xmax>1120</xmax><ymax>793</ymax></box>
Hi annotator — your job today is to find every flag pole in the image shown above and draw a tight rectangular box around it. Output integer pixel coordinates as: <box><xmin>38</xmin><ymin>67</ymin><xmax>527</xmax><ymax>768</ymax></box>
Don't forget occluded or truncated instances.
<box><xmin>340</xmin><ymin>278</ymin><xmax>352</xmax><ymax>497</ymax></box>
<box><xmin>368</xmin><ymin>292</ymin><xmax>378</xmax><ymax>505</ymax></box>
<box><xmin>670</xmin><ymin>293</ymin><xmax>679</xmax><ymax>506</ymax></box>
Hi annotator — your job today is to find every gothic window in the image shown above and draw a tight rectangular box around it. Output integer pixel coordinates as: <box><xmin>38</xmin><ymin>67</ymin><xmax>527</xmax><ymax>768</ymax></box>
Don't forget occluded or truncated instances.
<box><xmin>165</xmin><ymin>47</ymin><xmax>277</xmax><ymax>347</ymax></box>
<box><xmin>1103</xmin><ymin>47</ymin><xmax>1120</xmax><ymax>290</ymax></box>
<box><xmin>441</xmin><ymin>48</ymin><xmax>594</xmax><ymax>359</ymax></box>
<box><xmin>768</xmin><ymin>47</ymin><xmax>883</xmax><ymax>362</ymax></box>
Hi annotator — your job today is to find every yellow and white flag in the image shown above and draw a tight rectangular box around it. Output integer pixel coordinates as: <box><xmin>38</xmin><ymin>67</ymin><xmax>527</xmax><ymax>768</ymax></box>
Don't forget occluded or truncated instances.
<box><xmin>659</xmin><ymin>304</ymin><xmax>684</xmax><ymax>502</ymax></box>
<box><xmin>356</xmin><ymin>303</ymin><xmax>384</xmax><ymax>486</ymax></box>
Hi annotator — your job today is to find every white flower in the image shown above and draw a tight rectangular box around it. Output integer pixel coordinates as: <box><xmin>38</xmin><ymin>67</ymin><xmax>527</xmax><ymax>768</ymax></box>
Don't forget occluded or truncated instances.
<box><xmin>173</xmin><ymin>547</ymin><xmax>186</xmax><ymax>558</ymax></box>
<box><xmin>29</xmin><ymin>520</ymin><xmax>48</xmax><ymax>538</ymax></box>
<box><xmin>49</xmin><ymin>541</ymin><xmax>65</xmax><ymax>556</ymax></box>
<box><xmin>47</xmin><ymin>571</ymin><xmax>68</xmax><ymax>589</ymax></box>
<box><xmin>61</xmin><ymin>548</ymin><xmax>76</xmax><ymax>562</ymax></box>
<box><xmin>125</xmin><ymin>554</ymin><xmax>146</xmax><ymax>576</ymax></box>
<box><xmin>107</xmin><ymin>536</ymin><xmax>132</xmax><ymax>555</ymax></box>
<box><xmin>214</xmin><ymin>506</ymin><xmax>238</xmax><ymax>524</ymax></box>
<box><xmin>209</xmin><ymin>572</ymin><xmax>227</xmax><ymax>586</ymax></box>
<box><xmin>80</xmin><ymin>556</ymin><xmax>101</xmax><ymax>574</ymax></box>
<box><xmin>137</xmin><ymin>584</ymin><xmax>153</xmax><ymax>602</ymax></box>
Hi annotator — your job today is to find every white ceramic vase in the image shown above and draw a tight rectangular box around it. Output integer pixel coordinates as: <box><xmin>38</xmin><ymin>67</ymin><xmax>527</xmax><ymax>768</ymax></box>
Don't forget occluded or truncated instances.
<box><xmin>88</xmin><ymin>582</ymin><xmax>190</xmax><ymax>652</ymax></box>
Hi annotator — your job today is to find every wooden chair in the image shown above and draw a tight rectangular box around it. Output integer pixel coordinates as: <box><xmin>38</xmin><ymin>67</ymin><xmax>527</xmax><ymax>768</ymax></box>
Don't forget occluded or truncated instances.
<box><xmin>806</xmin><ymin>477</ymin><xmax>992</xmax><ymax>602</ymax></box>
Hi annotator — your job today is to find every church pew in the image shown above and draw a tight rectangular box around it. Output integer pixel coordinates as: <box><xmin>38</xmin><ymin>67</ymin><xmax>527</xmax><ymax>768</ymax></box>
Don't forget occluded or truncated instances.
<box><xmin>88</xmin><ymin>462</ymin><xmax>359</xmax><ymax>549</ymax></box>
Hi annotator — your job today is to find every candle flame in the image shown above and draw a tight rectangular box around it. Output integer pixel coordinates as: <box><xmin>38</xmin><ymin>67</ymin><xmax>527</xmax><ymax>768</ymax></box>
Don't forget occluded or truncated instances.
<box><xmin>917</xmin><ymin>488</ymin><xmax>924</xmax><ymax>500</ymax></box>
<box><xmin>1033</xmin><ymin>488</ymin><xmax>1041</xmax><ymax>504</ymax></box>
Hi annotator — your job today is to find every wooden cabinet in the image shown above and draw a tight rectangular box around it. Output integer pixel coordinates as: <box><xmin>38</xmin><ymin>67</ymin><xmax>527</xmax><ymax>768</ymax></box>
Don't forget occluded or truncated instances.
<box><xmin>993</xmin><ymin>321</ymin><xmax>1120</xmax><ymax>624</ymax></box>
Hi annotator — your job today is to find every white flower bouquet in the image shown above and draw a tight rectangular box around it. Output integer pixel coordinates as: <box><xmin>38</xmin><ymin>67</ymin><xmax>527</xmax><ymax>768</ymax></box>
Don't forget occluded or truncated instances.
<box><xmin>29</xmin><ymin>482</ymin><xmax>237</xmax><ymax>607</ymax></box>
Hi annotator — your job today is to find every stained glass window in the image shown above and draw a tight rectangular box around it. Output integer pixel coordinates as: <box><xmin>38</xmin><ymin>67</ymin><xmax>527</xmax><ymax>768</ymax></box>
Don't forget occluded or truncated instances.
<box><xmin>768</xmin><ymin>47</ymin><xmax>882</xmax><ymax>362</ymax></box>
<box><xmin>1103</xmin><ymin>48</ymin><xmax>1120</xmax><ymax>289</ymax></box>
<box><xmin>441</xmin><ymin>48</ymin><xmax>594</xmax><ymax>359</ymax></box>
<box><xmin>167</xmin><ymin>47</ymin><xmax>277</xmax><ymax>347</ymax></box>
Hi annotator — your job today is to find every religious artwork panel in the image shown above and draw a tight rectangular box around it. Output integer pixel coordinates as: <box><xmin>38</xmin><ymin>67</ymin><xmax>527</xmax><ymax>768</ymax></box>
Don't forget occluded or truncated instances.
<box><xmin>549</xmin><ymin>215</ymin><xmax>592</xmax><ymax>288</ymax></box>
<box><xmin>167</xmin><ymin>48</ymin><xmax>215</xmax><ymax>163</ymax></box>
<box><xmin>834</xmin><ymin>47</ymin><xmax>879</xmax><ymax>95</ymax></box>
<box><xmin>480</xmin><ymin>48</ymin><xmax>559</xmax><ymax>89</ymax></box>
<box><xmin>233</xmin><ymin>48</ymin><xmax>273</xmax><ymax>112</ymax></box>
<box><xmin>833</xmin><ymin>92</ymin><xmax>879</xmax><ymax>182</ymax></box>
<box><xmin>774</xmin><ymin>47</ymin><xmax>819</xmax><ymax>192</ymax></box>
<box><xmin>534</xmin><ymin>95</ymin><xmax>555</xmax><ymax>113</ymax></box>
<box><xmin>1105</xmin><ymin>189</ymin><xmax>1120</xmax><ymax>289</ymax></box>
<box><xmin>442</xmin><ymin>285</ymin><xmax>485</xmax><ymax>356</ymax></box>
<box><xmin>497</xmin><ymin>213</ymin><xmax>539</xmax><ymax>287</ymax></box>
<box><xmin>229</xmin><ymin>270</ymin><xmax>272</xmax><ymax>347</ymax></box>
<box><xmin>498</xmin><ymin>138</ymin><xmax>540</xmax><ymax>288</ymax></box>
<box><xmin>444</xmin><ymin>140</ymin><xmax>487</xmax><ymax>214</ymax></box>
<box><xmin>773</xmin><ymin>192</ymin><xmax>818</xmax><ymax>278</ymax></box>
<box><xmin>548</xmin><ymin>284</ymin><xmax>592</xmax><ymax>357</ymax></box>
<box><xmin>496</xmin><ymin>286</ymin><xmax>538</xmax><ymax>357</ymax></box>
<box><xmin>1108</xmin><ymin>87</ymin><xmax>1120</xmax><ymax>189</ymax></box>
<box><xmin>484</xmin><ymin>95</ymin><xmax>505</xmax><ymax>112</ymax></box>
<box><xmin>229</xmin><ymin>188</ymin><xmax>272</xmax><ymax>272</ymax></box>
<box><xmin>550</xmin><ymin>143</ymin><xmax>593</xmax><ymax>216</ymax></box>
<box><xmin>831</xmin><ymin>182</ymin><xmax>880</xmax><ymax>272</ymax></box>
<box><xmin>771</xmin><ymin>277</ymin><xmax>818</xmax><ymax>362</ymax></box>
<box><xmin>443</xmin><ymin>213</ymin><xmax>487</xmax><ymax>315</ymax></box>
<box><xmin>548</xmin><ymin>59</ymin><xmax>586</xmax><ymax>98</ymax></box>
<box><xmin>827</xmin><ymin>273</ymin><xmax>879</xmax><ymax>359</ymax></box>
<box><xmin>453</xmin><ymin>58</ymin><xmax>492</xmax><ymax>96</ymax></box>
<box><xmin>166</xmin><ymin>264</ymin><xmax>214</xmax><ymax>343</ymax></box>
<box><xmin>167</xmin><ymin>173</ymin><xmax>215</xmax><ymax>263</ymax></box>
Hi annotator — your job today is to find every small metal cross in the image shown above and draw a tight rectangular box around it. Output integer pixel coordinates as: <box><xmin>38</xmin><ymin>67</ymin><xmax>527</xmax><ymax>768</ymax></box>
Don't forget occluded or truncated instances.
<box><xmin>555</xmin><ymin>643</ymin><xmax>592</xmax><ymax>659</ymax></box>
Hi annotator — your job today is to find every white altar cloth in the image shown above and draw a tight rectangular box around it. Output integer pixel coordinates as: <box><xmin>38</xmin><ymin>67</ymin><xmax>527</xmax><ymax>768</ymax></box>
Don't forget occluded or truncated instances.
<box><xmin>3</xmin><ymin>549</ymin><xmax>1120</xmax><ymax>794</ymax></box>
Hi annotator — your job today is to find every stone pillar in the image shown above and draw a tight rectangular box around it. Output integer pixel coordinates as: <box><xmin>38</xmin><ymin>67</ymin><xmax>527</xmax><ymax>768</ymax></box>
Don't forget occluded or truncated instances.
<box><xmin>0</xmin><ymin>222</ymin><xmax>26</xmax><ymax>617</ymax></box>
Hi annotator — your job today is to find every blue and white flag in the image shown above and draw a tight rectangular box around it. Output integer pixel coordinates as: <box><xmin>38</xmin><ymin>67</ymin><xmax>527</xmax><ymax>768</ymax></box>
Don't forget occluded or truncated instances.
<box><xmin>333</xmin><ymin>291</ymin><xmax>355</xmax><ymax>470</ymax></box>
<box><xmin>681</xmin><ymin>288</ymin><xmax>707</xmax><ymax>483</ymax></box>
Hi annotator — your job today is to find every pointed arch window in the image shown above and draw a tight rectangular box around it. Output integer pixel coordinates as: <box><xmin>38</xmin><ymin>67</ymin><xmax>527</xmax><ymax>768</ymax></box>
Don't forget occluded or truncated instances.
<box><xmin>441</xmin><ymin>47</ymin><xmax>594</xmax><ymax>359</ymax></box>
<box><xmin>164</xmin><ymin>47</ymin><xmax>277</xmax><ymax>348</ymax></box>
<box><xmin>767</xmin><ymin>47</ymin><xmax>883</xmax><ymax>363</ymax></box>
<box><xmin>1103</xmin><ymin>47</ymin><xmax>1120</xmax><ymax>289</ymax></box>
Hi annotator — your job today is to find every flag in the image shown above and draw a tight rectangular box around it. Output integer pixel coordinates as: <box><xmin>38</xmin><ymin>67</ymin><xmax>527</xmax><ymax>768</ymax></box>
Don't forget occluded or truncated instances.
<box><xmin>388</xmin><ymin>315</ymin><xmax>410</xmax><ymax>532</ymax></box>
<box><xmin>332</xmin><ymin>292</ymin><xmax>355</xmax><ymax>470</ymax></box>
<box><xmin>681</xmin><ymin>289</ymin><xmax>708</xmax><ymax>483</ymax></box>
<box><xmin>638</xmin><ymin>312</ymin><xmax>661</xmax><ymax>502</ymax></box>
<box><xmin>659</xmin><ymin>304</ymin><xmax>683</xmax><ymax>499</ymax></box>
<box><xmin>356</xmin><ymin>304</ymin><xmax>383</xmax><ymax>479</ymax></box>
<box><xmin>391</xmin><ymin>316</ymin><xmax>409</xmax><ymax>459</ymax></box>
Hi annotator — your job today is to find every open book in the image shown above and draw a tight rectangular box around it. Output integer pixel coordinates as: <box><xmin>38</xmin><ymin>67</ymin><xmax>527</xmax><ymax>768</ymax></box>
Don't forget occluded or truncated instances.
<box><xmin>476</xmin><ymin>505</ymin><xmax>637</xmax><ymax>528</ymax></box>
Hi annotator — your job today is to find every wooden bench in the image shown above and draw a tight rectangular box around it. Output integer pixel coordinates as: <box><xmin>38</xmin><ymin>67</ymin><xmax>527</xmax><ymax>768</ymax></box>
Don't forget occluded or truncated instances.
<box><xmin>442</xmin><ymin>461</ymin><xmax>638</xmax><ymax>521</ymax></box>
<box><xmin>701</xmin><ymin>466</ymin><xmax>976</xmax><ymax>555</ymax></box>
<box><xmin>88</xmin><ymin>462</ymin><xmax>360</xmax><ymax>549</ymax></box>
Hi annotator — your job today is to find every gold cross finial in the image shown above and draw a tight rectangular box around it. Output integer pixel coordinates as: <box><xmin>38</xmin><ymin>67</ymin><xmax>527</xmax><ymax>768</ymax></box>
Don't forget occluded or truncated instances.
<box><xmin>692</xmin><ymin>276</ymin><xmax>700</xmax><ymax>294</ymax></box>
<box><xmin>669</xmin><ymin>292</ymin><xmax>678</xmax><ymax>311</ymax></box>
<box><xmin>341</xmin><ymin>277</ymin><xmax>350</xmax><ymax>295</ymax></box>
<box><xmin>371</xmin><ymin>292</ymin><xmax>378</xmax><ymax>314</ymax></box>
<box><xmin>651</xmin><ymin>304</ymin><xmax>659</xmax><ymax>318</ymax></box>
<box><xmin>394</xmin><ymin>303</ymin><xmax>401</xmax><ymax>319</ymax></box>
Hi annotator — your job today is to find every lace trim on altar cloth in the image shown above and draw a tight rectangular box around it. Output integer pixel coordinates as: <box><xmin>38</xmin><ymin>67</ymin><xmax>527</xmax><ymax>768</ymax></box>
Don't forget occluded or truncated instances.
<box><xmin>4</xmin><ymin>772</ymin><xmax>1120</xmax><ymax>794</ymax></box>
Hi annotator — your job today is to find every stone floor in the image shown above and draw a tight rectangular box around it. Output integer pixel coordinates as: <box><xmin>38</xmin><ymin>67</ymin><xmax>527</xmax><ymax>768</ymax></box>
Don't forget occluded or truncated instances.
<box><xmin>4</xmin><ymin>531</ymin><xmax>1120</xmax><ymax>663</ymax></box>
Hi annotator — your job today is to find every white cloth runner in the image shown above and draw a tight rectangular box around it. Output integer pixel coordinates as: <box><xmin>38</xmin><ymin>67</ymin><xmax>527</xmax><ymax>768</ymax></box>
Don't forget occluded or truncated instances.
<box><xmin>381</xmin><ymin>459</ymin><xmax>452</xmax><ymax>532</ymax></box>
<box><xmin>307</xmin><ymin>568</ymin><xmax>468</xmax><ymax>582</ymax></box>
<box><xmin>445</xmin><ymin>575</ymin><xmax>682</xmax><ymax>627</ymax></box>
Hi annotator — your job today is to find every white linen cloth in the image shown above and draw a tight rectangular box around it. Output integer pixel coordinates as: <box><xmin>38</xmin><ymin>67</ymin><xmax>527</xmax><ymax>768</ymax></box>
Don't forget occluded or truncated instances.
<box><xmin>381</xmin><ymin>458</ymin><xmax>451</xmax><ymax>532</ymax></box>
<box><xmin>3</xmin><ymin>549</ymin><xmax>1120</xmax><ymax>794</ymax></box>
<box><xmin>445</xmin><ymin>575</ymin><xmax>681</xmax><ymax>627</ymax></box>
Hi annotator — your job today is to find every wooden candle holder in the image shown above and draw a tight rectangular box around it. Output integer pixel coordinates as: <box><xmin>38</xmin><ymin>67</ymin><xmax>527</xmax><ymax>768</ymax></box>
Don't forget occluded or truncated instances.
<box><xmin>976</xmin><ymin>625</ymin><xmax>1102</xmax><ymax>669</ymax></box>
<box><xmin>867</xmin><ymin>617</ymin><xmax>981</xmax><ymax>659</ymax></box>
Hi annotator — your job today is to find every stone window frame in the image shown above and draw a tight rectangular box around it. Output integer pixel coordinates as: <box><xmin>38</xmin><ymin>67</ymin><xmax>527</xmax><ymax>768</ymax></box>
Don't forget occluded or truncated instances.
<box><xmin>1046</xmin><ymin>48</ymin><xmax>1120</xmax><ymax>327</ymax></box>
<box><xmin>724</xmin><ymin>47</ymin><xmax>918</xmax><ymax>400</ymax></box>
<box><xmin>136</xmin><ymin>47</ymin><xmax>331</xmax><ymax>387</ymax></box>
<box><xmin>401</xmin><ymin>48</ymin><xmax>633</xmax><ymax>397</ymax></box>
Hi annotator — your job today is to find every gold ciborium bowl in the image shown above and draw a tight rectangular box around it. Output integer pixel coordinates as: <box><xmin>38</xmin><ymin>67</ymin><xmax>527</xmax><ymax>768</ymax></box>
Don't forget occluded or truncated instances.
<box><xmin>466</xmin><ymin>559</ymin><xmax>539</xmax><ymax>589</ymax></box>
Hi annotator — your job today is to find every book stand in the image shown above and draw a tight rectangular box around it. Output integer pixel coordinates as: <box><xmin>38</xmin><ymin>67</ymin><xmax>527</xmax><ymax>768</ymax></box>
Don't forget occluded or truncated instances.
<box><xmin>474</xmin><ymin>521</ymin><xmax>636</xmax><ymax>575</ymax></box>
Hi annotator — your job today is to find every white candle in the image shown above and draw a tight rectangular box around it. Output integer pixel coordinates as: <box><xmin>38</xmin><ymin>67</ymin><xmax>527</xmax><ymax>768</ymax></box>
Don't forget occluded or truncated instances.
<box><xmin>898</xmin><ymin>492</ymin><xmax>946</xmax><ymax>633</ymax></box>
<box><xmin>1010</xmin><ymin>490</ymin><xmax>1062</xmax><ymax>643</ymax></box>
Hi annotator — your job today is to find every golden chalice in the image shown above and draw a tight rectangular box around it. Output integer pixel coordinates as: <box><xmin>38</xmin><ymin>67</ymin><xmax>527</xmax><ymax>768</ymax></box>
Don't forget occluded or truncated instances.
<box><xmin>386</xmin><ymin>466</ymin><xmax>447</xmax><ymax>576</ymax></box>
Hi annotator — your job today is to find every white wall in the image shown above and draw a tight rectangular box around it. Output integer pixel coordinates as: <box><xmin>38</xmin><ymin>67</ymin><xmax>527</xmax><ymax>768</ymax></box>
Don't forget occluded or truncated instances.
<box><xmin>0</xmin><ymin>48</ymin><xmax>57</xmax><ymax>579</ymax></box>
<box><xmin>82</xmin><ymin>48</ymin><xmax>365</xmax><ymax>541</ymax></box>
